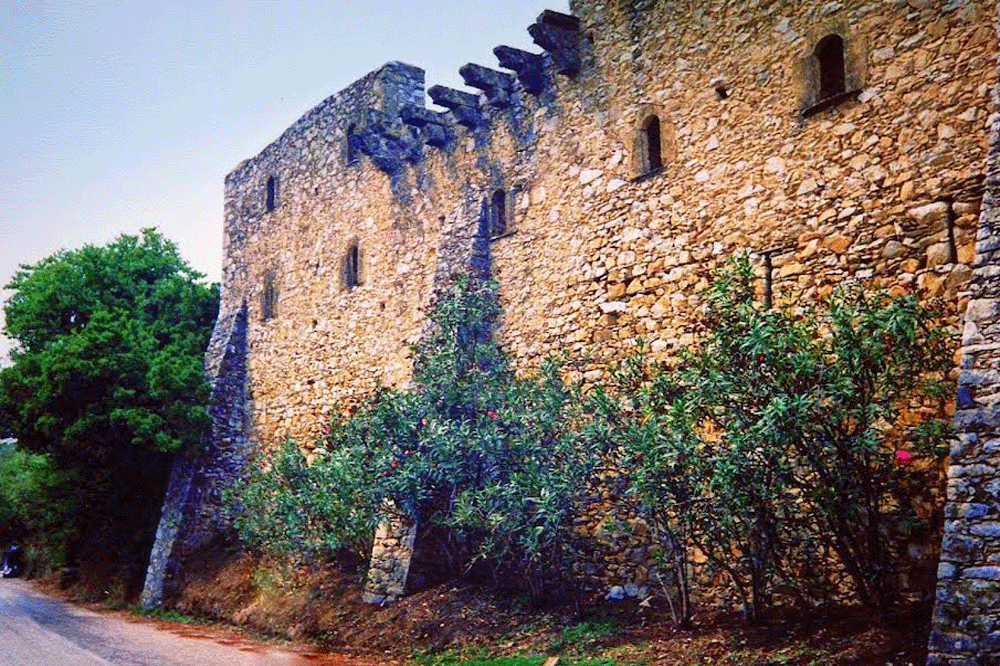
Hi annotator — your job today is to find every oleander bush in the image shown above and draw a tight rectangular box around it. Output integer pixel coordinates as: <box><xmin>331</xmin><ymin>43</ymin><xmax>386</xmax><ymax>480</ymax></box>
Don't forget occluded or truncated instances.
<box><xmin>599</xmin><ymin>255</ymin><xmax>951</xmax><ymax>621</ymax></box>
<box><xmin>234</xmin><ymin>271</ymin><xmax>609</xmax><ymax>597</ymax></box>
<box><xmin>235</xmin><ymin>255</ymin><xmax>950</xmax><ymax>618</ymax></box>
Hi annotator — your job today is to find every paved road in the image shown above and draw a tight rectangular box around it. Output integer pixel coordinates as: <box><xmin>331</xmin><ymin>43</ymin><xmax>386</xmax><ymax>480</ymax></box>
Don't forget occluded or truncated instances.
<box><xmin>0</xmin><ymin>579</ymin><xmax>381</xmax><ymax>666</ymax></box>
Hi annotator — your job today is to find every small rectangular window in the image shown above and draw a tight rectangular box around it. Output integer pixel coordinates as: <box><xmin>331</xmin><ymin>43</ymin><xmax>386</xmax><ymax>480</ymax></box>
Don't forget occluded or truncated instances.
<box><xmin>262</xmin><ymin>272</ymin><xmax>277</xmax><ymax>321</ymax></box>
<box><xmin>643</xmin><ymin>115</ymin><xmax>663</xmax><ymax>172</ymax></box>
<box><xmin>815</xmin><ymin>35</ymin><xmax>846</xmax><ymax>101</ymax></box>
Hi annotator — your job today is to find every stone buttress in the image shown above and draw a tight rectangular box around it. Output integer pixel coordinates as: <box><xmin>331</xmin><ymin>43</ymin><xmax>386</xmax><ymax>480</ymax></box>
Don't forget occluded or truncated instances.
<box><xmin>141</xmin><ymin>304</ymin><xmax>249</xmax><ymax>608</ymax></box>
<box><xmin>928</xmin><ymin>5</ymin><xmax>1000</xmax><ymax>661</ymax></box>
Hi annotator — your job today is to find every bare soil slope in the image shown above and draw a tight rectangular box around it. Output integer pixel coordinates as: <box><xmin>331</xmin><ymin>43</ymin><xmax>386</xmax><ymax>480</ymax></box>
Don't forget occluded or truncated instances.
<box><xmin>164</xmin><ymin>548</ymin><xmax>932</xmax><ymax>666</ymax></box>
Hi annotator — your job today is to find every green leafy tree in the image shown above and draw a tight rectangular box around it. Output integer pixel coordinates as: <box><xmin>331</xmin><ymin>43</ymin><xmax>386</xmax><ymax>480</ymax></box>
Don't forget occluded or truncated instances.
<box><xmin>0</xmin><ymin>229</ymin><xmax>218</xmax><ymax>590</ymax></box>
<box><xmin>609</xmin><ymin>256</ymin><xmax>950</xmax><ymax>621</ymax></box>
<box><xmin>0</xmin><ymin>440</ymin><xmax>80</xmax><ymax>572</ymax></box>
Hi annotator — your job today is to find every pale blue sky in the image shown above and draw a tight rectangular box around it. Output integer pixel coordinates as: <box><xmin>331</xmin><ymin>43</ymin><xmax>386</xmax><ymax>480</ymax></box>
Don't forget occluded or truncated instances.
<box><xmin>0</xmin><ymin>0</ymin><xmax>569</xmax><ymax>357</ymax></box>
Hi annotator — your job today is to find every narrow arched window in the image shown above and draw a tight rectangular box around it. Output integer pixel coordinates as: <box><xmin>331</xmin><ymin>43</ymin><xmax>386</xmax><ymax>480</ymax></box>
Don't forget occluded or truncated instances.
<box><xmin>342</xmin><ymin>241</ymin><xmax>361</xmax><ymax>291</ymax></box>
<box><xmin>815</xmin><ymin>34</ymin><xmax>846</xmax><ymax>100</ymax></box>
<box><xmin>490</xmin><ymin>189</ymin><xmax>507</xmax><ymax>237</ymax></box>
<box><xmin>642</xmin><ymin>115</ymin><xmax>663</xmax><ymax>173</ymax></box>
<box><xmin>265</xmin><ymin>175</ymin><xmax>277</xmax><ymax>213</ymax></box>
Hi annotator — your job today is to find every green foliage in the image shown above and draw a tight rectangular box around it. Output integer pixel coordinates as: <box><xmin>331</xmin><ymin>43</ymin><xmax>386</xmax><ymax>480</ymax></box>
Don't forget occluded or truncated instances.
<box><xmin>412</xmin><ymin>650</ymin><xmax>617</xmax><ymax>666</ymax></box>
<box><xmin>234</xmin><ymin>271</ymin><xmax>606</xmax><ymax>595</ymax></box>
<box><xmin>548</xmin><ymin>615</ymin><xmax>624</xmax><ymax>655</ymax></box>
<box><xmin>0</xmin><ymin>229</ymin><xmax>218</xmax><ymax>583</ymax></box>
<box><xmin>135</xmin><ymin>606</ymin><xmax>202</xmax><ymax>625</ymax></box>
<box><xmin>412</xmin><ymin>650</ymin><xmax>549</xmax><ymax>666</ymax></box>
<box><xmin>0</xmin><ymin>440</ymin><xmax>52</xmax><ymax>535</ymax></box>
<box><xmin>0</xmin><ymin>440</ymin><xmax>78</xmax><ymax>557</ymax></box>
<box><xmin>234</xmin><ymin>438</ymin><xmax>376</xmax><ymax>559</ymax></box>
<box><xmin>608</xmin><ymin>255</ymin><xmax>951</xmax><ymax>620</ymax></box>
<box><xmin>235</xmin><ymin>255</ymin><xmax>949</xmax><ymax>618</ymax></box>
<box><xmin>0</xmin><ymin>228</ymin><xmax>219</xmax><ymax>461</ymax></box>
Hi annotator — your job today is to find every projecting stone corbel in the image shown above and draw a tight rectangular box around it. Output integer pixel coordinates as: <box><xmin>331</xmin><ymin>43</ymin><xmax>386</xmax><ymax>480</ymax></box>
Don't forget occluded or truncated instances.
<box><xmin>459</xmin><ymin>63</ymin><xmax>516</xmax><ymax>108</ymax></box>
<box><xmin>494</xmin><ymin>46</ymin><xmax>547</xmax><ymax>95</ymax></box>
<box><xmin>428</xmin><ymin>85</ymin><xmax>483</xmax><ymax>129</ymax></box>
<box><xmin>352</xmin><ymin>109</ymin><xmax>422</xmax><ymax>175</ymax></box>
<box><xmin>528</xmin><ymin>9</ymin><xmax>581</xmax><ymax>77</ymax></box>
<box><xmin>400</xmin><ymin>105</ymin><xmax>454</xmax><ymax>149</ymax></box>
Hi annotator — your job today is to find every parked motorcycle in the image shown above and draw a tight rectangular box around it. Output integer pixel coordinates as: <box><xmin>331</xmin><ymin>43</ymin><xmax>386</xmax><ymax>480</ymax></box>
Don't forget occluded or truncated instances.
<box><xmin>2</xmin><ymin>545</ymin><xmax>23</xmax><ymax>578</ymax></box>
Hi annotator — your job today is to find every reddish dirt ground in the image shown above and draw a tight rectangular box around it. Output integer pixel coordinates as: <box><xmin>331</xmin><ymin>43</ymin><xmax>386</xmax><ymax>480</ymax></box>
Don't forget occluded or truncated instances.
<box><xmin>162</xmin><ymin>549</ymin><xmax>933</xmax><ymax>666</ymax></box>
<box><xmin>37</xmin><ymin>548</ymin><xmax>933</xmax><ymax>665</ymax></box>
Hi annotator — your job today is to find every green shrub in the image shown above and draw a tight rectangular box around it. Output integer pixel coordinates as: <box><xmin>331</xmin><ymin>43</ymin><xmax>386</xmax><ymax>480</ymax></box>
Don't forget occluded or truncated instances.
<box><xmin>234</xmin><ymin>256</ymin><xmax>950</xmax><ymax>618</ymax></box>
<box><xmin>548</xmin><ymin>615</ymin><xmax>624</xmax><ymax>655</ymax></box>
<box><xmin>605</xmin><ymin>255</ymin><xmax>951</xmax><ymax>621</ymax></box>
<box><xmin>234</xmin><ymin>271</ymin><xmax>607</xmax><ymax>596</ymax></box>
<box><xmin>0</xmin><ymin>440</ymin><xmax>79</xmax><ymax>571</ymax></box>
<box><xmin>413</xmin><ymin>651</ymin><xmax>617</xmax><ymax>666</ymax></box>
<box><xmin>0</xmin><ymin>229</ymin><xmax>218</xmax><ymax>587</ymax></box>
<box><xmin>232</xmin><ymin>437</ymin><xmax>375</xmax><ymax>559</ymax></box>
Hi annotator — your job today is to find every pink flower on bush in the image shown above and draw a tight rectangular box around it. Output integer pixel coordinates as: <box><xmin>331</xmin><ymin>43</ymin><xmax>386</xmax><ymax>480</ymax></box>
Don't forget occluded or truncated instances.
<box><xmin>894</xmin><ymin>449</ymin><xmax>913</xmax><ymax>466</ymax></box>
<box><xmin>487</xmin><ymin>410</ymin><xmax>497</xmax><ymax>420</ymax></box>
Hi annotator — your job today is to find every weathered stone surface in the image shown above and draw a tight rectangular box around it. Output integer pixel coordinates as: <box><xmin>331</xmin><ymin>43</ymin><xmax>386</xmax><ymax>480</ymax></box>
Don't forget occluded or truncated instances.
<box><xmin>494</xmin><ymin>45</ymin><xmax>548</xmax><ymax>95</ymax></box>
<box><xmin>910</xmin><ymin>201</ymin><xmax>951</xmax><ymax>226</ymax></box>
<box><xmin>966</xmin><ymin>298</ymin><xmax>999</xmax><ymax>322</ymax></box>
<box><xmin>459</xmin><ymin>63</ymin><xmax>516</xmax><ymax>108</ymax></box>
<box><xmin>429</xmin><ymin>85</ymin><xmax>483</xmax><ymax>128</ymax></box>
<box><xmin>528</xmin><ymin>11</ymin><xmax>581</xmax><ymax>77</ymax></box>
<box><xmin>931</xmin><ymin>10</ymin><xmax>1000</xmax><ymax>661</ymax></box>
<box><xmin>363</xmin><ymin>504</ymin><xmax>417</xmax><ymax>604</ymax></box>
<box><xmin>883</xmin><ymin>240</ymin><xmax>907</xmax><ymax>259</ymax></box>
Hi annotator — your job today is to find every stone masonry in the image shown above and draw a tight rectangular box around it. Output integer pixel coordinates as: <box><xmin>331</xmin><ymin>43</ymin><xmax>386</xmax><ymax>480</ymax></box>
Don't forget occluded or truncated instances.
<box><xmin>928</xmin><ymin>5</ymin><xmax>1000</xmax><ymax>660</ymax></box>
<box><xmin>362</xmin><ymin>503</ymin><xmax>418</xmax><ymax>605</ymax></box>
<box><xmin>143</xmin><ymin>1</ymin><xmax>1000</xmax><ymax>661</ymax></box>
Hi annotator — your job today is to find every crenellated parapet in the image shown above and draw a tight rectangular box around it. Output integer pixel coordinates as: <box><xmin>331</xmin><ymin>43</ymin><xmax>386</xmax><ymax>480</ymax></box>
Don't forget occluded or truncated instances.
<box><xmin>428</xmin><ymin>85</ymin><xmax>484</xmax><ymax>130</ymax></box>
<box><xmin>218</xmin><ymin>8</ymin><xmax>585</xmax><ymax>210</ymax></box>
<box><xmin>399</xmin><ymin>105</ymin><xmax>453</xmax><ymax>149</ymax></box>
<box><xmin>334</xmin><ymin>9</ymin><xmax>582</xmax><ymax>178</ymax></box>
<box><xmin>459</xmin><ymin>63</ymin><xmax>517</xmax><ymax>108</ymax></box>
<box><xmin>349</xmin><ymin>108</ymin><xmax>423</xmax><ymax>176</ymax></box>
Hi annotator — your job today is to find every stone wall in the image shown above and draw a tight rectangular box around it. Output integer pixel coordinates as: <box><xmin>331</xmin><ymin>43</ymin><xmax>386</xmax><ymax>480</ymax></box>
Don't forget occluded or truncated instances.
<box><xmin>145</xmin><ymin>0</ymin><xmax>1000</xmax><ymax>640</ymax></box>
<box><xmin>362</xmin><ymin>505</ymin><xmax>418</xmax><ymax>605</ymax></box>
<box><xmin>513</xmin><ymin>0</ymin><xmax>991</xmax><ymax>382</ymax></box>
<box><xmin>219</xmin><ymin>60</ymin><xmax>491</xmax><ymax>448</ymax></box>
<box><xmin>928</xmin><ymin>6</ymin><xmax>1000</xmax><ymax>659</ymax></box>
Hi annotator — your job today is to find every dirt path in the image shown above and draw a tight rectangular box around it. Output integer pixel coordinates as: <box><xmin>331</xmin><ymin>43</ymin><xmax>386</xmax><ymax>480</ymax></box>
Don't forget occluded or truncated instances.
<box><xmin>0</xmin><ymin>579</ymin><xmax>391</xmax><ymax>666</ymax></box>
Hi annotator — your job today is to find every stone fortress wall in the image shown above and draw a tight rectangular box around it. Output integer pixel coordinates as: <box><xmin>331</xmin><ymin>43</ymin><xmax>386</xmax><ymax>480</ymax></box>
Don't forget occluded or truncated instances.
<box><xmin>144</xmin><ymin>1</ymin><xmax>999</xmax><ymax>663</ymax></box>
<box><xmin>223</xmin><ymin>0</ymin><xmax>995</xmax><ymax>448</ymax></box>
